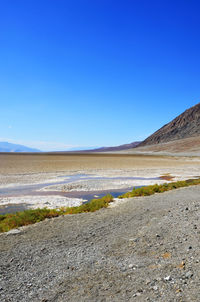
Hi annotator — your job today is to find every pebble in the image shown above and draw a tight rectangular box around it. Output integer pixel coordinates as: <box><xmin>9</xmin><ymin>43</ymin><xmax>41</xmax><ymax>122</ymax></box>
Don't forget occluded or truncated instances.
<box><xmin>164</xmin><ymin>276</ymin><xmax>172</xmax><ymax>281</ymax></box>
<box><xmin>185</xmin><ymin>271</ymin><xmax>193</xmax><ymax>279</ymax></box>
<box><xmin>129</xmin><ymin>238</ymin><xmax>139</xmax><ymax>242</ymax></box>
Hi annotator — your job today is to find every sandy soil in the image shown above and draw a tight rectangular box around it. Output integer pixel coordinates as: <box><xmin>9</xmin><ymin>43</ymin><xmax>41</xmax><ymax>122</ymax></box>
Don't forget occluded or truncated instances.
<box><xmin>1</xmin><ymin>153</ymin><xmax>200</xmax><ymax>175</ymax></box>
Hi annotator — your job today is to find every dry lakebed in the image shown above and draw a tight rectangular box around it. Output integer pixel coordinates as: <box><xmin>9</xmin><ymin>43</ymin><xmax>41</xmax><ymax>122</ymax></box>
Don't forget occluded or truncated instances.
<box><xmin>0</xmin><ymin>153</ymin><xmax>200</xmax><ymax>301</ymax></box>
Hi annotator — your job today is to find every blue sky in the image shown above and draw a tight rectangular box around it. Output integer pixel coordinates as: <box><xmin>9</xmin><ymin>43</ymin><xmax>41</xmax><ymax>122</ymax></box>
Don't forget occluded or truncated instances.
<box><xmin>0</xmin><ymin>0</ymin><xmax>200</xmax><ymax>151</ymax></box>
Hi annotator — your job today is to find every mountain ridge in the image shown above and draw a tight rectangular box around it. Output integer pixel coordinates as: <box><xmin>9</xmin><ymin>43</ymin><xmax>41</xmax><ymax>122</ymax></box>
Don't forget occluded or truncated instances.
<box><xmin>80</xmin><ymin>141</ymin><xmax>141</xmax><ymax>152</ymax></box>
<box><xmin>139</xmin><ymin>102</ymin><xmax>200</xmax><ymax>147</ymax></box>
<box><xmin>0</xmin><ymin>142</ymin><xmax>40</xmax><ymax>153</ymax></box>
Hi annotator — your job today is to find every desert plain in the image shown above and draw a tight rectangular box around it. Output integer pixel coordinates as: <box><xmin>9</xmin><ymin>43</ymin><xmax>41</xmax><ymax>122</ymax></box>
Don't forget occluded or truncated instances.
<box><xmin>0</xmin><ymin>152</ymin><xmax>200</xmax><ymax>212</ymax></box>
<box><xmin>0</xmin><ymin>152</ymin><xmax>200</xmax><ymax>301</ymax></box>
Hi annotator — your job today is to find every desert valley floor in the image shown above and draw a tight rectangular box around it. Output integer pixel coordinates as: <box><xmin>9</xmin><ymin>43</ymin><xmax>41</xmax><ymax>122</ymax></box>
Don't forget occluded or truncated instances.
<box><xmin>0</xmin><ymin>153</ymin><xmax>200</xmax><ymax>301</ymax></box>
<box><xmin>1</xmin><ymin>153</ymin><xmax>200</xmax><ymax>212</ymax></box>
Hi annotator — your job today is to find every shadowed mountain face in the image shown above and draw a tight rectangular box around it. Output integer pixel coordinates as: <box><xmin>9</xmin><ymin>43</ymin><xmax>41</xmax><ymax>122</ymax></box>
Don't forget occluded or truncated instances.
<box><xmin>0</xmin><ymin>142</ymin><xmax>40</xmax><ymax>152</ymax></box>
<box><xmin>139</xmin><ymin>103</ymin><xmax>200</xmax><ymax>146</ymax></box>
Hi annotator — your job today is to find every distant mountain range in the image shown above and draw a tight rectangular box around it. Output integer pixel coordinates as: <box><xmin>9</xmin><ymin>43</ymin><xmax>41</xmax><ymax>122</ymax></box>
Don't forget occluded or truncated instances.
<box><xmin>132</xmin><ymin>102</ymin><xmax>200</xmax><ymax>154</ymax></box>
<box><xmin>87</xmin><ymin>102</ymin><xmax>200</xmax><ymax>154</ymax></box>
<box><xmin>0</xmin><ymin>142</ymin><xmax>40</xmax><ymax>153</ymax></box>
<box><xmin>82</xmin><ymin>141</ymin><xmax>141</xmax><ymax>152</ymax></box>
<box><xmin>2</xmin><ymin>103</ymin><xmax>200</xmax><ymax>154</ymax></box>
<box><xmin>68</xmin><ymin>102</ymin><xmax>200</xmax><ymax>153</ymax></box>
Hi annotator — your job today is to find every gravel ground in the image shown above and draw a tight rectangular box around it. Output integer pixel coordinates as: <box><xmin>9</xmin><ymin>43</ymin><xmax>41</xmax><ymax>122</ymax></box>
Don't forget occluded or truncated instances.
<box><xmin>0</xmin><ymin>186</ymin><xmax>200</xmax><ymax>302</ymax></box>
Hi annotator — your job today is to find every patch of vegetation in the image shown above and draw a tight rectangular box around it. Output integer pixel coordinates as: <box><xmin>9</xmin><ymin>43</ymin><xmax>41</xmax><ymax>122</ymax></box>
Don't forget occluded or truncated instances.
<box><xmin>61</xmin><ymin>194</ymin><xmax>113</xmax><ymax>214</ymax></box>
<box><xmin>118</xmin><ymin>178</ymin><xmax>200</xmax><ymax>199</ymax></box>
<box><xmin>1</xmin><ymin>177</ymin><xmax>200</xmax><ymax>233</ymax></box>
<box><xmin>160</xmin><ymin>174</ymin><xmax>174</xmax><ymax>181</ymax></box>
<box><xmin>0</xmin><ymin>194</ymin><xmax>113</xmax><ymax>233</ymax></box>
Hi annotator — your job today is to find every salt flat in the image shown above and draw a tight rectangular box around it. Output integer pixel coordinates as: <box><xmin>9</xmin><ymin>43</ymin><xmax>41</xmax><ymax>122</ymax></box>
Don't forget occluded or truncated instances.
<box><xmin>0</xmin><ymin>153</ymin><xmax>200</xmax><ymax>211</ymax></box>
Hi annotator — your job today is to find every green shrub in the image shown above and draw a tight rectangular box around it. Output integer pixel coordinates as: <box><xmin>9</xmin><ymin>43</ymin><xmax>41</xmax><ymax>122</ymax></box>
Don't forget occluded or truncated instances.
<box><xmin>0</xmin><ymin>194</ymin><xmax>114</xmax><ymax>233</ymax></box>
<box><xmin>119</xmin><ymin>177</ymin><xmax>200</xmax><ymax>199</ymax></box>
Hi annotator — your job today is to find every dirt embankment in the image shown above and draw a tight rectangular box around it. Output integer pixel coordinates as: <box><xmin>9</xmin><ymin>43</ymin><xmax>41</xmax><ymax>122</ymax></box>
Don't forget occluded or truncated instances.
<box><xmin>0</xmin><ymin>185</ymin><xmax>199</xmax><ymax>302</ymax></box>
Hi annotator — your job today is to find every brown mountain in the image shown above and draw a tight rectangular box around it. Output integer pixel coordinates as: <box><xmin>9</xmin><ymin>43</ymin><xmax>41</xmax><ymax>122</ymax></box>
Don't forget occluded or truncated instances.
<box><xmin>82</xmin><ymin>141</ymin><xmax>141</xmax><ymax>152</ymax></box>
<box><xmin>139</xmin><ymin>102</ymin><xmax>200</xmax><ymax>147</ymax></box>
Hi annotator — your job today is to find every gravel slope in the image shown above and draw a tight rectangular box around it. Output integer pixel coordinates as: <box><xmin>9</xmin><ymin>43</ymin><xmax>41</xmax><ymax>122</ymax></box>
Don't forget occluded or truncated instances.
<box><xmin>0</xmin><ymin>186</ymin><xmax>200</xmax><ymax>302</ymax></box>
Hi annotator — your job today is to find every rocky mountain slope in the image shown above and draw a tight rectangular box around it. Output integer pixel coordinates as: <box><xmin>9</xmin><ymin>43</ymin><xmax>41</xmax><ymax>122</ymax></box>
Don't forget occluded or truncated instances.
<box><xmin>132</xmin><ymin>136</ymin><xmax>200</xmax><ymax>156</ymax></box>
<box><xmin>139</xmin><ymin>102</ymin><xmax>200</xmax><ymax>146</ymax></box>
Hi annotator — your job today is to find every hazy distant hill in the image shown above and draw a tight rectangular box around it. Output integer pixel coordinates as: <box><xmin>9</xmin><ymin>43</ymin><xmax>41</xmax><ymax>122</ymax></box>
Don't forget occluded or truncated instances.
<box><xmin>139</xmin><ymin>102</ymin><xmax>200</xmax><ymax>147</ymax></box>
<box><xmin>83</xmin><ymin>141</ymin><xmax>141</xmax><ymax>152</ymax></box>
<box><xmin>0</xmin><ymin>142</ymin><xmax>40</xmax><ymax>152</ymax></box>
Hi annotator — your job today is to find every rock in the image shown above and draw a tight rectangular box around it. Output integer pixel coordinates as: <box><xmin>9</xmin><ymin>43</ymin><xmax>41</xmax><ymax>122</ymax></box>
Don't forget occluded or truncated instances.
<box><xmin>185</xmin><ymin>271</ymin><xmax>193</xmax><ymax>279</ymax></box>
<box><xmin>6</xmin><ymin>229</ymin><xmax>21</xmax><ymax>235</ymax></box>
<box><xmin>164</xmin><ymin>276</ymin><xmax>172</xmax><ymax>281</ymax></box>
<box><xmin>129</xmin><ymin>238</ymin><xmax>139</xmax><ymax>242</ymax></box>
<box><xmin>133</xmin><ymin>292</ymin><xmax>142</xmax><ymax>297</ymax></box>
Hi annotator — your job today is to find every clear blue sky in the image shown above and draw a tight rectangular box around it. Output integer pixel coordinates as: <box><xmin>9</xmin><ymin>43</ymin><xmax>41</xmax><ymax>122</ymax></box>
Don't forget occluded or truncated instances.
<box><xmin>0</xmin><ymin>0</ymin><xmax>200</xmax><ymax>151</ymax></box>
